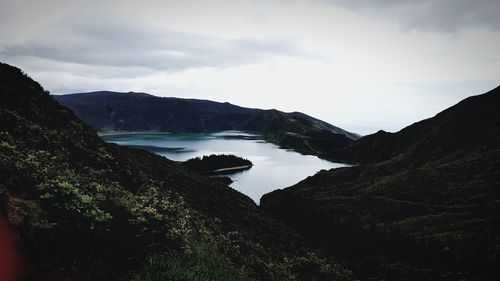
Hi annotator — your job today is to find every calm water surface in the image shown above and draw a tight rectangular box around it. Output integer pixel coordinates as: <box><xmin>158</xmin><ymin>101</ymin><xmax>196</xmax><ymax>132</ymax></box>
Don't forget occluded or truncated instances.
<box><xmin>102</xmin><ymin>131</ymin><xmax>348</xmax><ymax>203</ymax></box>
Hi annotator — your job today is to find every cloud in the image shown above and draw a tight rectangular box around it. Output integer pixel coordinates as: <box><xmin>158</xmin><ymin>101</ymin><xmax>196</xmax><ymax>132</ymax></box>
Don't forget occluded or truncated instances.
<box><xmin>0</xmin><ymin>21</ymin><xmax>306</xmax><ymax>73</ymax></box>
<box><xmin>325</xmin><ymin>0</ymin><xmax>500</xmax><ymax>32</ymax></box>
<box><xmin>0</xmin><ymin>0</ymin><xmax>499</xmax><ymax>135</ymax></box>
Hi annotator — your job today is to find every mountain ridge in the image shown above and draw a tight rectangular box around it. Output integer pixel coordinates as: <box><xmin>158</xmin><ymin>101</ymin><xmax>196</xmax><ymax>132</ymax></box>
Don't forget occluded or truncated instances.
<box><xmin>323</xmin><ymin>85</ymin><xmax>500</xmax><ymax>164</ymax></box>
<box><xmin>54</xmin><ymin>91</ymin><xmax>360</xmax><ymax>155</ymax></box>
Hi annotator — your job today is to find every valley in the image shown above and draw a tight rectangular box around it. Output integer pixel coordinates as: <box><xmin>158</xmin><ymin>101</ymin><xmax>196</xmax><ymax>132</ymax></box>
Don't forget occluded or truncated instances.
<box><xmin>1</xmin><ymin>61</ymin><xmax>499</xmax><ymax>281</ymax></box>
<box><xmin>2</xmin><ymin>1</ymin><xmax>499</xmax><ymax>280</ymax></box>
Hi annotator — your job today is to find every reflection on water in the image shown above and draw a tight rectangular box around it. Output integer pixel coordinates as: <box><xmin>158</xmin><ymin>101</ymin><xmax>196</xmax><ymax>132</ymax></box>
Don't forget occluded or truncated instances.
<box><xmin>102</xmin><ymin>131</ymin><xmax>348</xmax><ymax>203</ymax></box>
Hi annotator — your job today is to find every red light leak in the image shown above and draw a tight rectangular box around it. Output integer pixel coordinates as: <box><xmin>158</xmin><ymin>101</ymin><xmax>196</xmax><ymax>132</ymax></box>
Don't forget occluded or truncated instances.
<box><xmin>0</xmin><ymin>218</ymin><xmax>20</xmax><ymax>281</ymax></box>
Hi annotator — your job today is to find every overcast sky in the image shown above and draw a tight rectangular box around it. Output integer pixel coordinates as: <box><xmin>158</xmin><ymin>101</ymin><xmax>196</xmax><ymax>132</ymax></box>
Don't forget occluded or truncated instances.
<box><xmin>1</xmin><ymin>0</ymin><xmax>499</xmax><ymax>135</ymax></box>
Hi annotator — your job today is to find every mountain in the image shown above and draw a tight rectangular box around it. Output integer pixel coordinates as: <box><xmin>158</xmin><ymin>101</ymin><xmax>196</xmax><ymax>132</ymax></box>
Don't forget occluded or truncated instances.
<box><xmin>0</xmin><ymin>62</ymin><xmax>354</xmax><ymax>280</ymax></box>
<box><xmin>53</xmin><ymin>91</ymin><xmax>359</xmax><ymax>154</ymax></box>
<box><xmin>323</xmin><ymin>88</ymin><xmax>500</xmax><ymax>165</ymax></box>
<box><xmin>262</xmin><ymin>86</ymin><xmax>500</xmax><ymax>280</ymax></box>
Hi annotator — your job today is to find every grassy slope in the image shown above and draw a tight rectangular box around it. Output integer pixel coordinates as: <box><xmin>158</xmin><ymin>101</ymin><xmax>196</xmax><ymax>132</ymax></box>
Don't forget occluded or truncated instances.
<box><xmin>0</xmin><ymin>62</ymin><xmax>353</xmax><ymax>281</ymax></box>
<box><xmin>262</xmin><ymin>87</ymin><xmax>500</xmax><ymax>281</ymax></box>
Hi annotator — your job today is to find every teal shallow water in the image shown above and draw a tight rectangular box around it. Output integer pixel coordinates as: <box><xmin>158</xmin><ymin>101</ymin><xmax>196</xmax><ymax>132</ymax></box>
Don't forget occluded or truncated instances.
<box><xmin>102</xmin><ymin>131</ymin><xmax>348</xmax><ymax>203</ymax></box>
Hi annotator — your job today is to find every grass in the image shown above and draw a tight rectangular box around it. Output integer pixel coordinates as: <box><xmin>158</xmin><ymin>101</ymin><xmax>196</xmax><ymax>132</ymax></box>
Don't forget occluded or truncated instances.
<box><xmin>131</xmin><ymin>244</ymin><xmax>252</xmax><ymax>281</ymax></box>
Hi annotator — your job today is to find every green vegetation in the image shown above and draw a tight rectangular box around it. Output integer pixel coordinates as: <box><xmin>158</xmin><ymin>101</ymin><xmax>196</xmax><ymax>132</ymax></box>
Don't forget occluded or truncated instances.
<box><xmin>131</xmin><ymin>244</ymin><xmax>253</xmax><ymax>281</ymax></box>
<box><xmin>0</xmin><ymin>62</ymin><xmax>353</xmax><ymax>280</ymax></box>
<box><xmin>7</xmin><ymin>60</ymin><xmax>498</xmax><ymax>281</ymax></box>
<box><xmin>183</xmin><ymin>154</ymin><xmax>252</xmax><ymax>174</ymax></box>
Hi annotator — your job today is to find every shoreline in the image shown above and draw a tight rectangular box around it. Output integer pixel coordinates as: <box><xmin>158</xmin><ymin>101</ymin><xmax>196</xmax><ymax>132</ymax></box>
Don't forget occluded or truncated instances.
<box><xmin>97</xmin><ymin>130</ymin><xmax>262</xmax><ymax>137</ymax></box>
<box><xmin>98</xmin><ymin>130</ymin><xmax>172</xmax><ymax>136</ymax></box>
<box><xmin>212</xmin><ymin>165</ymin><xmax>253</xmax><ymax>174</ymax></box>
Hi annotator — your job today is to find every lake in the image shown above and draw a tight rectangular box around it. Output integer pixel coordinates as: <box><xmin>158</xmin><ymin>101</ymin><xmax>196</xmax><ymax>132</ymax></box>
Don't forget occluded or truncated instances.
<box><xmin>101</xmin><ymin>131</ymin><xmax>348</xmax><ymax>203</ymax></box>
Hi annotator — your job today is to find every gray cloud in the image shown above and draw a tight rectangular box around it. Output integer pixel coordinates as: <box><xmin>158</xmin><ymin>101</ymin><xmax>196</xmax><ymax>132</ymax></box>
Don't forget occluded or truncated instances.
<box><xmin>1</xmin><ymin>22</ymin><xmax>306</xmax><ymax>72</ymax></box>
<box><xmin>326</xmin><ymin>0</ymin><xmax>500</xmax><ymax>32</ymax></box>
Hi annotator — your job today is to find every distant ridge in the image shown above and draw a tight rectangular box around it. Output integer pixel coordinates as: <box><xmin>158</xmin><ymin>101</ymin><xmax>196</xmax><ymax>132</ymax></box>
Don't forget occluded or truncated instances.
<box><xmin>54</xmin><ymin>91</ymin><xmax>360</xmax><ymax>154</ymax></box>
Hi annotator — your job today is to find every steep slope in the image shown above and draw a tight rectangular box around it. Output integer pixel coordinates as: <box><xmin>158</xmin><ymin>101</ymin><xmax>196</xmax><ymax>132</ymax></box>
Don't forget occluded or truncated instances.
<box><xmin>324</xmin><ymin>87</ymin><xmax>500</xmax><ymax>165</ymax></box>
<box><xmin>54</xmin><ymin>91</ymin><xmax>259</xmax><ymax>133</ymax></box>
<box><xmin>0</xmin><ymin>62</ymin><xmax>354</xmax><ymax>280</ymax></box>
<box><xmin>243</xmin><ymin>109</ymin><xmax>358</xmax><ymax>153</ymax></box>
<box><xmin>54</xmin><ymin>91</ymin><xmax>359</xmax><ymax>154</ymax></box>
<box><xmin>262</xmin><ymin>86</ymin><xmax>500</xmax><ymax>281</ymax></box>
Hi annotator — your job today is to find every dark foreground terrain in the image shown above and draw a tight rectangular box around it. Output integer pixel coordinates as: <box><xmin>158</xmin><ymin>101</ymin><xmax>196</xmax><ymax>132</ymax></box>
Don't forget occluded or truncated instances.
<box><xmin>262</xmin><ymin>86</ymin><xmax>500</xmax><ymax>280</ymax></box>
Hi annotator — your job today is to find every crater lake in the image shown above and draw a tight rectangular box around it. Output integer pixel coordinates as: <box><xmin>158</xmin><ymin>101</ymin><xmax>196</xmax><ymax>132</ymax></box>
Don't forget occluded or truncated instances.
<box><xmin>102</xmin><ymin>131</ymin><xmax>348</xmax><ymax>203</ymax></box>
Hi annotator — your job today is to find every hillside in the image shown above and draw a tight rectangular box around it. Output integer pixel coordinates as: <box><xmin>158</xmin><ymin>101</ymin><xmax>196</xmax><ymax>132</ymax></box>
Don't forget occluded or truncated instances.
<box><xmin>262</xmin><ymin>86</ymin><xmax>500</xmax><ymax>280</ymax></box>
<box><xmin>54</xmin><ymin>91</ymin><xmax>359</xmax><ymax>154</ymax></box>
<box><xmin>323</xmin><ymin>87</ymin><xmax>500</xmax><ymax>165</ymax></box>
<box><xmin>0</xmin><ymin>62</ymin><xmax>354</xmax><ymax>281</ymax></box>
